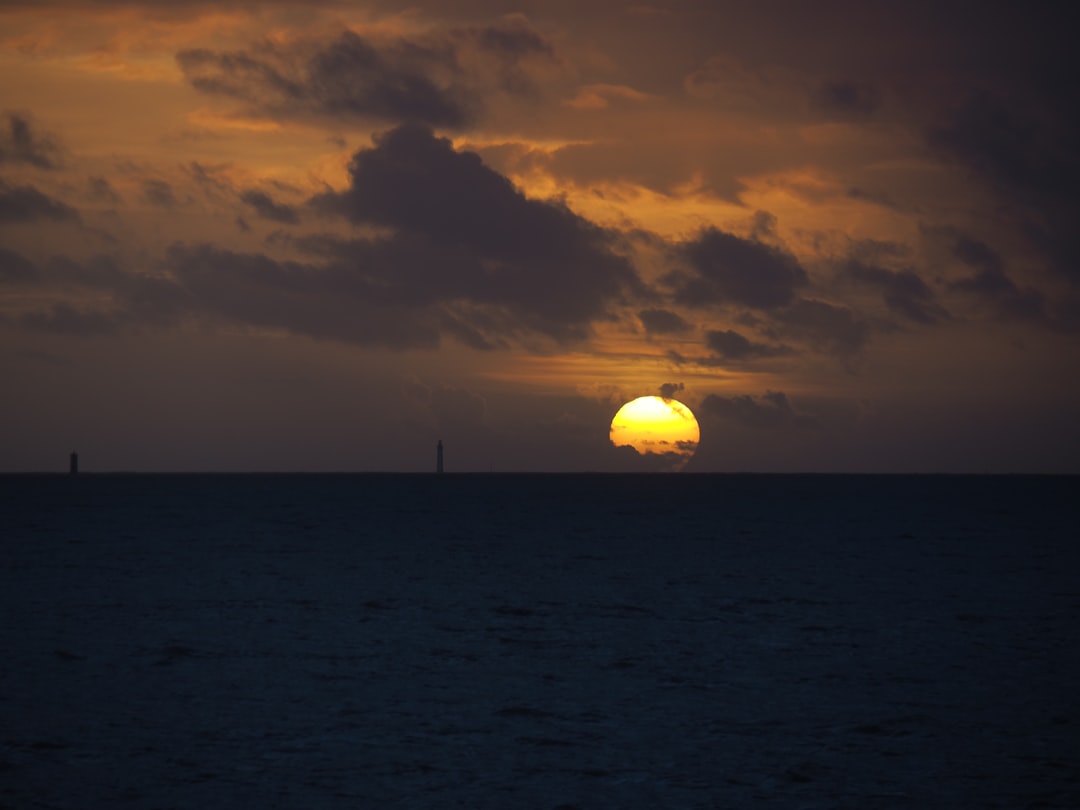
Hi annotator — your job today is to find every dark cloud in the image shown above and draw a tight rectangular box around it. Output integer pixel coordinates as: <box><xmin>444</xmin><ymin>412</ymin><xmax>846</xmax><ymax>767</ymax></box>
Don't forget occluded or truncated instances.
<box><xmin>186</xmin><ymin>161</ymin><xmax>234</xmax><ymax>198</ymax></box>
<box><xmin>87</xmin><ymin>176</ymin><xmax>121</xmax><ymax>204</ymax></box>
<box><xmin>667</xmin><ymin>226</ymin><xmax>808</xmax><ymax>310</ymax></box>
<box><xmin>20</xmin><ymin>303</ymin><xmax>125</xmax><ymax>336</ymax></box>
<box><xmin>811</xmin><ymin>80</ymin><xmax>879</xmax><ymax>118</ymax></box>
<box><xmin>161</xmin><ymin>242</ymin><xmax>443</xmax><ymax>348</ymax></box>
<box><xmin>312</xmin><ymin>123</ymin><xmax>640</xmax><ymax>338</ymax></box>
<box><xmin>137</xmin><ymin>183</ymin><xmax>635</xmax><ymax>346</ymax></box>
<box><xmin>846</xmin><ymin>186</ymin><xmax>899</xmax><ymax>209</ymax></box>
<box><xmin>42</xmin><ymin>254</ymin><xmax>131</xmax><ymax>291</ymax></box>
<box><xmin>0</xmin><ymin>113</ymin><xmax>61</xmax><ymax>169</ymax></box>
<box><xmin>461</xmin><ymin>17</ymin><xmax>553</xmax><ymax>59</ymax></box>
<box><xmin>0</xmin><ymin>179</ymin><xmax>78</xmax><ymax>223</ymax></box>
<box><xmin>9</xmin><ymin>123</ymin><xmax>642</xmax><ymax>348</ymax></box>
<box><xmin>948</xmin><ymin>234</ymin><xmax>1046</xmax><ymax>321</ymax></box>
<box><xmin>929</xmin><ymin>90</ymin><xmax>1080</xmax><ymax>284</ymax></box>
<box><xmin>701</xmin><ymin>390</ymin><xmax>817</xmax><ymax>430</ymax></box>
<box><xmin>177</xmin><ymin>20</ymin><xmax>554</xmax><ymax>129</ymax></box>
<box><xmin>704</xmin><ymin>328</ymin><xmax>792</xmax><ymax>360</ymax></box>
<box><xmin>749</xmin><ymin>210</ymin><xmax>779</xmax><ymax>241</ymax></box>
<box><xmin>950</xmin><ymin>236</ymin><xmax>1010</xmax><ymax>293</ymax></box>
<box><xmin>658</xmin><ymin>381</ymin><xmax>684</xmax><ymax>399</ymax></box>
<box><xmin>638</xmin><ymin>307</ymin><xmax>691</xmax><ymax>335</ymax></box>
<box><xmin>845</xmin><ymin>260</ymin><xmax>948</xmax><ymax>324</ymax></box>
<box><xmin>0</xmin><ymin>247</ymin><xmax>38</xmax><ymax>284</ymax></box>
<box><xmin>848</xmin><ymin>237</ymin><xmax>911</xmax><ymax>263</ymax></box>
<box><xmin>240</xmin><ymin>190</ymin><xmax>299</xmax><ymax>224</ymax></box>
<box><xmin>929</xmin><ymin>91</ymin><xmax>1075</xmax><ymax>207</ymax></box>
<box><xmin>771</xmin><ymin>297</ymin><xmax>870</xmax><ymax>356</ymax></box>
<box><xmin>141</xmin><ymin>179</ymin><xmax>177</xmax><ymax>208</ymax></box>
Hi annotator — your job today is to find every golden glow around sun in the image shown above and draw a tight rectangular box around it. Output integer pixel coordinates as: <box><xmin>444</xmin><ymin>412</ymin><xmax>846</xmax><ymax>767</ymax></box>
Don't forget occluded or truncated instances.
<box><xmin>609</xmin><ymin>396</ymin><xmax>700</xmax><ymax>471</ymax></box>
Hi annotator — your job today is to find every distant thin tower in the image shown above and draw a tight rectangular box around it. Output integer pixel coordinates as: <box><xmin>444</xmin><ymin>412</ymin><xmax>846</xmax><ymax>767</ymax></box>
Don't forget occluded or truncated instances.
<box><xmin>437</xmin><ymin>440</ymin><xmax>444</xmax><ymax>474</ymax></box>
<box><xmin>69</xmin><ymin>452</ymin><xmax>78</xmax><ymax>475</ymax></box>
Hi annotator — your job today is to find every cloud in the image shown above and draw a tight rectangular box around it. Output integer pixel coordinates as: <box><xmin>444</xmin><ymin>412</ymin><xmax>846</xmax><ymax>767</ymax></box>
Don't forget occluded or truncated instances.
<box><xmin>87</xmin><ymin>176</ymin><xmax>121</xmax><ymax>204</ymax></box>
<box><xmin>0</xmin><ymin>247</ymin><xmax>38</xmax><ymax>284</ymax></box>
<box><xmin>43</xmin><ymin>254</ymin><xmax>133</xmax><ymax>291</ymax></box>
<box><xmin>845</xmin><ymin>261</ymin><xmax>948</xmax><ymax>325</ymax></box>
<box><xmin>161</xmin><ymin>242</ymin><xmax>445</xmax><ymax>348</ymax></box>
<box><xmin>845</xmin><ymin>186</ymin><xmax>900</xmax><ymax>209</ymax></box>
<box><xmin>177</xmin><ymin>19</ymin><xmax>555</xmax><ymax>129</ymax></box>
<box><xmin>311</xmin><ymin>123</ymin><xmax>640</xmax><ymax>339</ymax></box>
<box><xmin>86</xmin><ymin>146</ymin><xmax>640</xmax><ymax>348</ymax></box>
<box><xmin>638</xmin><ymin>307</ymin><xmax>691</xmax><ymax>335</ymax></box>
<box><xmin>811</xmin><ymin>80</ymin><xmax>879</xmax><ymax>118</ymax></box>
<box><xmin>658</xmin><ymin>382</ymin><xmax>683</xmax><ymax>399</ymax></box>
<box><xmin>666</xmin><ymin>226</ymin><xmax>808</xmax><ymax>310</ymax></box>
<box><xmin>9</xmin><ymin>122</ymin><xmax>641</xmax><ymax>347</ymax></box>
<box><xmin>19</xmin><ymin>303</ymin><xmax>125</xmax><ymax>336</ymax></box>
<box><xmin>178</xmin><ymin>32</ymin><xmax>470</xmax><ymax>128</ymax></box>
<box><xmin>929</xmin><ymin>90</ymin><xmax>1080</xmax><ymax>284</ymax></box>
<box><xmin>701</xmin><ymin>390</ymin><xmax>817</xmax><ymax>430</ymax></box>
<box><xmin>0</xmin><ymin>179</ymin><xmax>78</xmax><ymax>223</ymax></box>
<box><xmin>0</xmin><ymin>113</ymin><xmax>61</xmax><ymax>169</ymax></box>
<box><xmin>947</xmin><ymin>234</ymin><xmax>1046</xmax><ymax>321</ymax></box>
<box><xmin>564</xmin><ymin>83</ymin><xmax>655</xmax><ymax>110</ymax></box>
<box><xmin>141</xmin><ymin>179</ymin><xmax>177</xmax><ymax>208</ymax></box>
<box><xmin>239</xmin><ymin>190</ymin><xmax>299</xmax><ymax>224</ymax></box>
<box><xmin>929</xmin><ymin>91</ymin><xmax>1074</xmax><ymax>207</ymax></box>
<box><xmin>704</xmin><ymin>328</ymin><xmax>792</xmax><ymax>360</ymax></box>
<box><xmin>682</xmin><ymin>53</ymin><xmax>777</xmax><ymax>109</ymax></box>
<box><xmin>771</xmin><ymin>297</ymin><xmax>870</xmax><ymax>356</ymax></box>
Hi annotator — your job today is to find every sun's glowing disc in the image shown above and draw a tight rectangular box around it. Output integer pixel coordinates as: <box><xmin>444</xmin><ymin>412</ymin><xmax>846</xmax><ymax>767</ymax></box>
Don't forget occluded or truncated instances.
<box><xmin>609</xmin><ymin>396</ymin><xmax>700</xmax><ymax>471</ymax></box>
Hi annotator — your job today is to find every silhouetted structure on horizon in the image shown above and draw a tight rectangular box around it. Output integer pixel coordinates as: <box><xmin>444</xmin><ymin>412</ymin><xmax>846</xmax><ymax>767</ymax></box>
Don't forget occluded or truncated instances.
<box><xmin>69</xmin><ymin>452</ymin><xmax>78</xmax><ymax>476</ymax></box>
<box><xmin>437</xmin><ymin>440</ymin><xmax>444</xmax><ymax>474</ymax></box>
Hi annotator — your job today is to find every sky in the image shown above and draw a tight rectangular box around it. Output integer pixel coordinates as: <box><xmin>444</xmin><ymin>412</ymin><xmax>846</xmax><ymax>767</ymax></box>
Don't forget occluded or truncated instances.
<box><xmin>1</xmin><ymin>1</ymin><xmax>1078</xmax><ymax>473</ymax></box>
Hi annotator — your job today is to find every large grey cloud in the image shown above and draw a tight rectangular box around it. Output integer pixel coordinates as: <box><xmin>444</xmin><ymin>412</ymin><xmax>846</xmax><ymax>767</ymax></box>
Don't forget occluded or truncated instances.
<box><xmin>176</xmin><ymin>19</ymin><xmax>554</xmax><ymax>129</ymax></box>
<box><xmin>9</xmin><ymin>126</ymin><xmax>641</xmax><ymax>349</ymax></box>
<box><xmin>666</xmin><ymin>227</ymin><xmax>808</xmax><ymax>310</ymax></box>
<box><xmin>311</xmin><ymin>123</ymin><xmax>641</xmax><ymax>337</ymax></box>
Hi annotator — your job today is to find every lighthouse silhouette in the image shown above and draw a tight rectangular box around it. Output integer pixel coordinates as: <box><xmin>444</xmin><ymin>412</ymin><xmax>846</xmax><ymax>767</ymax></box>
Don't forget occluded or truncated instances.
<box><xmin>436</xmin><ymin>440</ymin><xmax>444</xmax><ymax>474</ymax></box>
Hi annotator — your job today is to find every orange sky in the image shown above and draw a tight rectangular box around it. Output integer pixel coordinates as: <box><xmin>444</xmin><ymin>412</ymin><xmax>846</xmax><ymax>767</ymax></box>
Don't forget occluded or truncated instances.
<box><xmin>2</xmin><ymin>2</ymin><xmax>1078</xmax><ymax>472</ymax></box>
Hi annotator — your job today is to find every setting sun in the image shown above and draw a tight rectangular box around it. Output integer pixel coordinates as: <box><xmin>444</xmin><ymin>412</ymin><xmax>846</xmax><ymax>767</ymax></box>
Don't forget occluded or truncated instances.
<box><xmin>610</xmin><ymin>396</ymin><xmax>700</xmax><ymax>471</ymax></box>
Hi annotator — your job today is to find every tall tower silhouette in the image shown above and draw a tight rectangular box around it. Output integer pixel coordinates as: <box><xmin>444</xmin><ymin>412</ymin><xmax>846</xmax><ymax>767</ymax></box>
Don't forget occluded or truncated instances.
<box><xmin>69</xmin><ymin>452</ymin><xmax>78</xmax><ymax>475</ymax></box>
<box><xmin>436</xmin><ymin>440</ymin><xmax>444</xmax><ymax>474</ymax></box>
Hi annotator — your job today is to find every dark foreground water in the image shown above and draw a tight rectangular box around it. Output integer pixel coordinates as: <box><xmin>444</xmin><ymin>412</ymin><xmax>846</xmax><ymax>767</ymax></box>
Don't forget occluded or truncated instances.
<box><xmin>2</xmin><ymin>474</ymin><xmax>1078</xmax><ymax>808</ymax></box>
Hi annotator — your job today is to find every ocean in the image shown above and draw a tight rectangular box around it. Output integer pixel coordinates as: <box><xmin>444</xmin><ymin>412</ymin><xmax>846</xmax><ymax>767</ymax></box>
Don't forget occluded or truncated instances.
<box><xmin>2</xmin><ymin>474</ymin><xmax>1078</xmax><ymax>808</ymax></box>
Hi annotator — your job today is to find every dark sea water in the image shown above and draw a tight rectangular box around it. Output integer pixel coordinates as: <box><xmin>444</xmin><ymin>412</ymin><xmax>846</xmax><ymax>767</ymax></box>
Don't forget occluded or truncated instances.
<box><xmin>2</xmin><ymin>474</ymin><xmax>1078</xmax><ymax>808</ymax></box>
